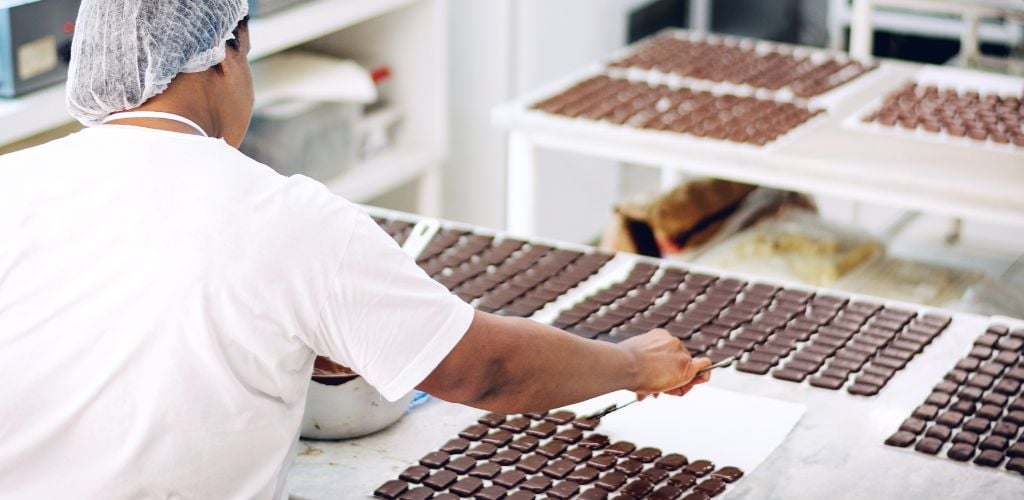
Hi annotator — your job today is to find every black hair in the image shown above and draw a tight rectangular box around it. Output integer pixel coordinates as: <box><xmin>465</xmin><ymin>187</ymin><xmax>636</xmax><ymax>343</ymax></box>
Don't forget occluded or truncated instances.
<box><xmin>226</xmin><ymin>16</ymin><xmax>250</xmax><ymax>51</ymax></box>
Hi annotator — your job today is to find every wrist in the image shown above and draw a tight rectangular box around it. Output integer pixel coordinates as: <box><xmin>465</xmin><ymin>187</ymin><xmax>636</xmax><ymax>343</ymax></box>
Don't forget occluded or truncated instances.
<box><xmin>615</xmin><ymin>342</ymin><xmax>643</xmax><ymax>393</ymax></box>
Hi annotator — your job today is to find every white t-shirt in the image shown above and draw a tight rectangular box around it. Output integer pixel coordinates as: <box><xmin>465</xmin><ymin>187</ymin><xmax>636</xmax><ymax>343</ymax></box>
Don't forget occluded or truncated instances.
<box><xmin>0</xmin><ymin>126</ymin><xmax>474</xmax><ymax>499</ymax></box>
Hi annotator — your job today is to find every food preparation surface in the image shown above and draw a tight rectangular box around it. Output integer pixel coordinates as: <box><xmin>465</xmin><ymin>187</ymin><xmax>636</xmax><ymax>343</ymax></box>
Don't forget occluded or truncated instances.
<box><xmin>287</xmin><ymin>311</ymin><xmax>1023</xmax><ymax>499</ymax></box>
<box><xmin>286</xmin><ymin>210</ymin><xmax>1023</xmax><ymax>499</ymax></box>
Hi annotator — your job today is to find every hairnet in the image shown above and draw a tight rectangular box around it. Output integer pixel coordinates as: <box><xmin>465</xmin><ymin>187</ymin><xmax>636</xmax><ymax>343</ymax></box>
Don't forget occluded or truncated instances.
<box><xmin>66</xmin><ymin>0</ymin><xmax>249</xmax><ymax>126</ymax></box>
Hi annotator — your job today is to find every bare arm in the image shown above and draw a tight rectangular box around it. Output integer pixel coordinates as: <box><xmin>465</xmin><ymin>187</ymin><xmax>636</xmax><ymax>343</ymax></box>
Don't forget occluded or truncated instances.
<box><xmin>417</xmin><ymin>310</ymin><xmax>711</xmax><ymax>413</ymax></box>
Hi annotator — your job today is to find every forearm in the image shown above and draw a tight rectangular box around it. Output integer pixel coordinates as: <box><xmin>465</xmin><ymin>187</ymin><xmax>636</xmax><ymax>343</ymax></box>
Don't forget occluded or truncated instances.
<box><xmin>467</xmin><ymin>313</ymin><xmax>639</xmax><ymax>413</ymax></box>
<box><xmin>419</xmin><ymin>310</ymin><xmax>708</xmax><ymax>414</ymax></box>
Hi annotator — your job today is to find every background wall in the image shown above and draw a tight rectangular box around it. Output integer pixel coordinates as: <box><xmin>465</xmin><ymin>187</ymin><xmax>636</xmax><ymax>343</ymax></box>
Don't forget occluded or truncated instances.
<box><xmin>445</xmin><ymin>0</ymin><xmax>627</xmax><ymax>242</ymax></box>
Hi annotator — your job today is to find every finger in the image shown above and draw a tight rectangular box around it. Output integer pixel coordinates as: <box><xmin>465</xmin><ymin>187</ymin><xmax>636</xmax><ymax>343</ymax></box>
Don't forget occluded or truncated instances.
<box><xmin>691</xmin><ymin>357</ymin><xmax>713</xmax><ymax>373</ymax></box>
<box><xmin>664</xmin><ymin>388</ymin><xmax>686</xmax><ymax>397</ymax></box>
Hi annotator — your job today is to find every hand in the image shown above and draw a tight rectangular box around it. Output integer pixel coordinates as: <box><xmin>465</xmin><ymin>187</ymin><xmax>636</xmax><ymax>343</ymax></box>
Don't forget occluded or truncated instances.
<box><xmin>618</xmin><ymin>329</ymin><xmax>713</xmax><ymax>399</ymax></box>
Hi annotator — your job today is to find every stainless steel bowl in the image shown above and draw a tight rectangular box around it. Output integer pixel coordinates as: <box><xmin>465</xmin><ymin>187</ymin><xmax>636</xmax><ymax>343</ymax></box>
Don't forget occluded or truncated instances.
<box><xmin>300</xmin><ymin>357</ymin><xmax>413</xmax><ymax>440</ymax></box>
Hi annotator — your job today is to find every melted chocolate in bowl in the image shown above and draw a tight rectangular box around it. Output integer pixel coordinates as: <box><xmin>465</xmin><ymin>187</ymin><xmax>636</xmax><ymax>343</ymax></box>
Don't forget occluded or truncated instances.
<box><xmin>312</xmin><ymin>356</ymin><xmax>359</xmax><ymax>386</ymax></box>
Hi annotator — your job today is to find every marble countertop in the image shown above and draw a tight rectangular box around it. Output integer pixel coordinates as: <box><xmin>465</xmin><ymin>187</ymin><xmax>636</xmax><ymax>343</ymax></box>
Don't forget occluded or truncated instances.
<box><xmin>287</xmin><ymin>312</ymin><xmax>1024</xmax><ymax>499</ymax></box>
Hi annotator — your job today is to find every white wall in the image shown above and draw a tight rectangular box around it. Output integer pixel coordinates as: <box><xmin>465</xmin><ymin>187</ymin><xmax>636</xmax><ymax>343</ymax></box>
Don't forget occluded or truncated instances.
<box><xmin>445</xmin><ymin>0</ymin><xmax>630</xmax><ymax>242</ymax></box>
<box><xmin>444</xmin><ymin>0</ymin><xmax>513</xmax><ymax>229</ymax></box>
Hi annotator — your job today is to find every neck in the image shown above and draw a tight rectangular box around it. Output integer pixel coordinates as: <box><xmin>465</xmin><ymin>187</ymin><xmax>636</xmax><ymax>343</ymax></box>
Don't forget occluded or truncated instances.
<box><xmin>104</xmin><ymin>76</ymin><xmax>221</xmax><ymax>138</ymax></box>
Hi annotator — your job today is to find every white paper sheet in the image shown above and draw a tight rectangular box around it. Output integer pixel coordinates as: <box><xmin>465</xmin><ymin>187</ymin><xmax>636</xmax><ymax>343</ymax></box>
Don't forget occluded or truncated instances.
<box><xmin>561</xmin><ymin>386</ymin><xmax>805</xmax><ymax>474</ymax></box>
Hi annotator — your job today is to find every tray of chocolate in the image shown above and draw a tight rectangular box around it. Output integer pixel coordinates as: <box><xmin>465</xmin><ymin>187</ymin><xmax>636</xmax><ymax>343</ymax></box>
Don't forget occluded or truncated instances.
<box><xmin>374</xmin><ymin>410</ymin><xmax>745</xmax><ymax>499</ymax></box>
<box><xmin>371</xmin><ymin>214</ymin><xmax>615</xmax><ymax>319</ymax></box>
<box><xmin>551</xmin><ymin>261</ymin><xmax>952</xmax><ymax>397</ymax></box>
<box><xmin>530</xmin><ymin>75</ymin><xmax>823</xmax><ymax>147</ymax></box>
<box><xmin>606</xmin><ymin>30</ymin><xmax>877</xmax><ymax>99</ymax></box>
<box><xmin>884</xmin><ymin>323</ymin><xmax>1024</xmax><ymax>477</ymax></box>
<box><xmin>858</xmin><ymin>83</ymin><xmax>1024</xmax><ymax>148</ymax></box>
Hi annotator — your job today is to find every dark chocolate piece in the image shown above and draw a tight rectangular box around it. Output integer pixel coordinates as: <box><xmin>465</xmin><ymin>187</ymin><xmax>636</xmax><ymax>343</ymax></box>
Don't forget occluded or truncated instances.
<box><xmin>622</xmin><ymin>479</ymin><xmax>655</xmax><ymax>498</ymax></box>
<box><xmin>524</xmin><ymin>411</ymin><xmax>549</xmax><ymax>420</ymax></box>
<box><xmin>629</xmin><ymin>447</ymin><xmax>663</xmax><ymax>463</ymax></box>
<box><xmin>914</xmin><ymin>437</ymin><xmax>943</xmax><ymax>455</ymax></box>
<box><xmin>537</xmin><ymin>440</ymin><xmax>568</xmax><ymax>458</ymax></box>
<box><xmin>441</xmin><ymin>438</ymin><xmax>471</xmax><ymax>454</ymax></box>
<box><xmin>424</xmin><ymin>470</ymin><xmax>458</xmax><ymax>491</ymax></box>
<box><xmin>479</xmin><ymin>413</ymin><xmax>507</xmax><ymax>427</ymax></box>
<box><xmin>483</xmin><ymin>430</ymin><xmax>514</xmax><ymax>447</ymax></box>
<box><xmin>667</xmin><ymin>471</ymin><xmax>698</xmax><ymax>490</ymax></box>
<box><xmin>655</xmin><ymin>453</ymin><xmax>688</xmax><ymax>471</ymax></box>
<box><xmin>445</xmin><ymin>456</ymin><xmax>477</xmax><ymax>475</ymax></box>
<box><xmin>1008</xmin><ymin>458</ymin><xmax>1024</xmax><ymax>475</ymax></box>
<box><xmin>606</xmin><ymin>441</ymin><xmax>636</xmax><ymax>457</ymax></box>
<box><xmin>545</xmin><ymin>411</ymin><xmax>576</xmax><ymax>424</ymax></box>
<box><xmin>500</xmin><ymin>417</ymin><xmax>531</xmax><ymax>433</ymax></box>
<box><xmin>681</xmin><ymin>493</ymin><xmax>712</xmax><ymax>500</ymax></box>
<box><xmin>564</xmin><ymin>446</ymin><xmax>593</xmax><ymax>464</ymax></box>
<box><xmin>525</xmin><ymin>421</ymin><xmax>558</xmax><ymax>438</ymax></box>
<box><xmin>710</xmin><ymin>466</ymin><xmax>744</xmax><ymax>483</ymax></box>
<box><xmin>420</xmin><ymin>451</ymin><xmax>451</xmax><ymax>469</ymax></box>
<box><xmin>574</xmin><ymin>418</ymin><xmax>601</xmax><ymax>430</ymax></box>
<box><xmin>694</xmin><ymin>478</ymin><xmax>726</xmax><ymax>497</ymax></box>
<box><xmin>460</xmin><ymin>425</ymin><xmax>490</xmax><ymax>441</ymax></box>
<box><xmin>615</xmin><ymin>458</ymin><xmax>644</xmax><ymax>476</ymax></box>
<box><xmin>946</xmin><ymin>443</ymin><xmax>976</xmax><ymax>462</ymax></box>
<box><xmin>568</xmin><ymin>466</ymin><xmax>601</xmax><ymax>484</ymax></box>
<box><xmin>542</xmin><ymin>458</ymin><xmax>576</xmax><ymax>479</ymax></box>
<box><xmin>375</xmin><ymin>480</ymin><xmax>409</xmax><ymax>499</ymax></box>
<box><xmin>520</xmin><ymin>475</ymin><xmax>552</xmax><ymax>493</ymax></box>
<box><xmin>450</xmin><ymin>477</ymin><xmax>483</xmax><ymax>497</ymax></box>
<box><xmin>475</xmin><ymin>485</ymin><xmax>508</xmax><ymax>500</ymax></box>
<box><xmin>467</xmin><ymin>443</ymin><xmax>498</xmax><ymax>459</ymax></box>
<box><xmin>400</xmin><ymin>465</ymin><xmax>430</xmax><ymax>484</ymax></box>
<box><xmin>493</xmin><ymin>470</ymin><xmax>527</xmax><ymax>489</ymax></box>
<box><xmin>547</xmin><ymin>481</ymin><xmax>580</xmax><ymax>499</ymax></box>
<box><xmin>505</xmin><ymin>492</ymin><xmax>534</xmax><ymax>500</ymax></box>
<box><xmin>553</xmin><ymin>428</ymin><xmax>584</xmax><ymax>444</ymax></box>
<box><xmin>588</xmin><ymin>453</ymin><xmax>618</xmax><ymax>472</ymax></box>
<box><xmin>639</xmin><ymin>467</ymin><xmax>670</xmax><ymax>484</ymax></box>
<box><xmin>400</xmin><ymin>486</ymin><xmax>434</xmax><ymax>500</ymax></box>
<box><xmin>973</xmin><ymin>449</ymin><xmax>1005</xmax><ymax>467</ymax></box>
<box><xmin>578</xmin><ymin>488</ymin><xmax>609</xmax><ymax>500</ymax></box>
<box><xmin>469</xmin><ymin>462</ymin><xmax>502</xmax><ymax>479</ymax></box>
<box><xmin>650</xmin><ymin>485</ymin><xmax>683</xmax><ymax>500</ymax></box>
<box><xmin>596</xmin><ymin>471</ymin><xmax>629</xmax><ymax>491</ymax></box>
<box><xmin>516</xmin><ymin>454</ymin><xmax>549</xmax><ymax>474</ymax></box>
<box><xmin>899</xmin><ymin>417</ymin><xmax>927</xmax><ymax>435</ymax></box>
<box><xmin>492</xmin><ymin>449</ymin><xmax>523</xmax><ymax>466</ymax></box>
<box><xmin>885</xmin><ymin>431</ymin><xmax>917</xmax><ymax>448</ymax></box>
<box><xmin>510</xmin><ymin>436</ymin><xmax>540</xmax><ymax>453</ymax></box>
<box><xmin>579</xmin><ymin>433</ymin><xmax>610</xmax><ymax>450</ymax></box>
<box><xmin>683</xmin><ymin>460</ymin><xmax>715</xmax><ymax>477</ymax></box>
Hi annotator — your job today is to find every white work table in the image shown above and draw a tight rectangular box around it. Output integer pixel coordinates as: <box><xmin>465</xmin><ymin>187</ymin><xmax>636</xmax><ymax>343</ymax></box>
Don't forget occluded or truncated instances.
<box><xmin>287</xmin><ymin>312</ymin><xmax>1024</xmax><ymax>499</ymax></box>
<box><xmin>492</xmin><ymin>48</ymin><xmax>1024</xmax><ymax>236</ymax></box>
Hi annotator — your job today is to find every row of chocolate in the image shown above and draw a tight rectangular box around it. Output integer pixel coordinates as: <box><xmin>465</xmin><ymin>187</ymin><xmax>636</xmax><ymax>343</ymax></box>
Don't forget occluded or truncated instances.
<box><xmin>530</xmin><ymin>75</ymin><xmax>822</xmax><ymax>147</ymax></box>
<box><xmin>375</xmin><ymin>410</ymin><xmax>744</xmax><ymax>499</ymax></box>
<box><xmin>608</xmin><ymin>31</ymin><xmax>877</xmax><ymax>99</ymax></box>
<box><xmin>885</xmin><ymin>323</ymin><xmax>1024</xmax><ymax>477</ymax></box>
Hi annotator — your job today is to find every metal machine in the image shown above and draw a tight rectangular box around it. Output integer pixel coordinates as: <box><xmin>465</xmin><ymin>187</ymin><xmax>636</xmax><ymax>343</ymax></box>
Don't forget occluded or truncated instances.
<box><xmin>0</xmin><ymin>0</ymin><xmax>80</xmax><ymax>98</ymax></box>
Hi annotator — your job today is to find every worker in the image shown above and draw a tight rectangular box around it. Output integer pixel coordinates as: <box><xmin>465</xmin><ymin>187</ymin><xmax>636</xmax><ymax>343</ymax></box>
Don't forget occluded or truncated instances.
<box><xmin>0</xmin><ymin>1</ymin><xmax>711</xmax><ymax>498</ymax></box>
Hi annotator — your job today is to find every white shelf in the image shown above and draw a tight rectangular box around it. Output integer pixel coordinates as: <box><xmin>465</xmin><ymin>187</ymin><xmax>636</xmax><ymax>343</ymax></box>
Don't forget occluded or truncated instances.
<box><xmin>494</xmin><ymin>55</ymin><xmax>1024</xmax><ymax>234</ymax></box>
<box><xmin>324</xmin><ymin>148</ymin><xmax>442</xmax><ymax>203</ymax></box>
<box><xmin>0</xmin><ymin>0</ymin><xmax>419</xmax><ymax>146</ymax></box>
<box><xmin>248</xmin><ymin>0</ymin><xmax>420</xmax><ymax>60</ymax></box>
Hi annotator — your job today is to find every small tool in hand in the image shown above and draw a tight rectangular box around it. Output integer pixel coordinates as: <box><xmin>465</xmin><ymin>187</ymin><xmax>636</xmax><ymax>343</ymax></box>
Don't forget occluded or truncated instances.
<box><xmin>583</xmin><ymin>355</ymin><xmax>737</xmax><ymax>420</ymax></box>
<box><xmin>698</xmin><ymin>355</ymin><xmax>737</xmax><ymax>376</ymax></box>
